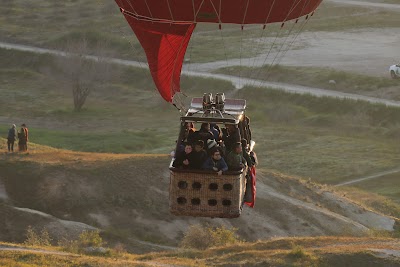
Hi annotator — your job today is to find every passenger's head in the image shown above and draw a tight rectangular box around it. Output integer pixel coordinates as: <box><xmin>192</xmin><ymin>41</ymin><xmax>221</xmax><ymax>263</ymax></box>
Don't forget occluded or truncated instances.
<box><xmin>184</xmin><ymin>143</ymin><xmax>193</xmax><ymax>154</ymax></box>
<box><xmin>211</xmin><ymin>149</ymin><xmax>222</xmax><ymax>160</ymax></box>
<box><xmin>12</xmin><ymin>124</ymin><xmax>16</xmax><ymax>128</ymax></box>
<box><xmin>225</xmin><ymin>124</ymin><xmax>236</xmax><ymax>132</ymax></box>
<box><xmin>201</xmin><ymin>123</ymin><xmax>210</xmax><ymax>131</ymax></box>
<box><xmin>186</xmin><ymin>122</ymin><xmax>194</xmax><ymax>128</ymax></box>
<box><xmin>194</xmin><ymin>140</ymin><xmax>204</xmax><ymax>152</ymax></box>
<box><xmin>234</xmin><ymin>142</ymin><xmax>242</xmax><ymax>154</ymax></box>
<box><xmin>21</xmin><ymin>123</ymin><xmax>26</xmax><ymax>127</ymax></box>
<box><xmin>207</xmin><ymin>139</ymin><xmax>217</xmax><ymax>150</ymax></box>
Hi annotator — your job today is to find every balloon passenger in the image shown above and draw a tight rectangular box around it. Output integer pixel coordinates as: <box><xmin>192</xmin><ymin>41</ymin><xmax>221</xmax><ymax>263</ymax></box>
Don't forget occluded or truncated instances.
<box><xmin>172</xmin><ymin>143</ymin><xmax>194</xmax><ymax>169</ymax></box>
<box><xmin>226</xmin><ymin>142</ymin><xmax>247</xmax><ymax>171</ymax></box>
<box><xmin>222</xmin><ymin>124</ymin><xmax>241</xmax><ymax>153</ymax></box>
<box><xmin>210</xmin><ymin>123</ymin><xmax>221</xmax><ymax>141</ymax></box>
<box><xmin>183</xmin><ymin>122</ymin><xmax>196</xmax><ymax>143</ymax></box>
<box><xmin>189</xmin><ymin>123</ymin><xmax>214</xmax><ymax>145</ymax></box>
<box><xmin>206</xmin><ymin>139</ymin><xmax>225</xmax><ymax>157</ymax></box>
<box><xmin>202</xmin><ymin>148</ymin><xmax>228</xmax><ymax>176</ymax></box>
<box><xmin>191</xmin><ymin>140</ymin><xmax>208</xmax><ymax>169</ymax></box>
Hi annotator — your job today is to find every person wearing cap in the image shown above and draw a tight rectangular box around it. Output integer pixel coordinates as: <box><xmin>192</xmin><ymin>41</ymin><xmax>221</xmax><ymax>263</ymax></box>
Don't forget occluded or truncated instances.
<box><xmin>210</xmin><ymin>123</ymin><xmax>221</xmax><ymax>141</ymax></box>
<box><xmin>7</xmin><ymin>124</ymin><xmax>17</xmax><ymax>152</ymax></box>
<box><xmin>202</xmin><ymin>148</ymin><xmax>228</xmax><ymax>175</ymax></box>
<box><xmin>226</xmin><ymin>142</ymin><xmax>247</xmax><ymax>171</ymax></box>
<box><xmin>191</xmin><ymin>140</ymin><xmax>207</xmax><ymax>169</ymax></box>
<box><xmin>206</xmin><ymin>138</ymin><xmax>225</xmax><ymax>157</ymax></box>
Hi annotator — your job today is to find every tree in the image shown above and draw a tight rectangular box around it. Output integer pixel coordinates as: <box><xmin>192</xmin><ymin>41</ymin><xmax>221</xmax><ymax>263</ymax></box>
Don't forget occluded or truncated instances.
<box><xmin>55</xmin><ymin>39</ymin><xmax>113</xmax><ymax>111</ymax></box>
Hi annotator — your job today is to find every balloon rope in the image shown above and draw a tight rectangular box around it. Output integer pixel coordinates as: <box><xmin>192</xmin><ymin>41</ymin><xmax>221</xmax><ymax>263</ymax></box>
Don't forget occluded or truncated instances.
<box><xmin>238</xmin><ymin>0</ymin><xmax>250</xmax><ymax>89</ymax></box>
<box><xmin>249</xmin><ymin>0</ymin><xmax>303</xmax><ymax>86</ymax></box>
<box><xmin>246</xmin><ymin>0</ymin><xmax>277</xmax><ymax>78</ymax></box>
<box><xmin>143</xmin><ymin>0</ymin><xmax>154</xmax><ymax>21</ymax></box>
<box><xmin>259</xmin><ymin>0</ymin><xmax>313</xmax><ymax>85</ymax></box>
<box><xmin>167</xmin><ymin>0</ymin><xmax>174</xmax><ymax>22</ymax></box>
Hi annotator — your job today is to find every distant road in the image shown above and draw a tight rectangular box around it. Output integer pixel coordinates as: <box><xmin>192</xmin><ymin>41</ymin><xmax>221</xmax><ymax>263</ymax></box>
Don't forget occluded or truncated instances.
<box><xmin>336</xmin><ymin>168</ymin><xmax>400</xmax><ymax>186</ymax></box>
<box><xmin>1</xmin><ymin>41</ymin><xmax>400</xmax><ymax>108</ymax></box>
<box><xmin>327</xmin><ymin>0</ymin><xmax>400</xmax><ymax>10</ymax></box>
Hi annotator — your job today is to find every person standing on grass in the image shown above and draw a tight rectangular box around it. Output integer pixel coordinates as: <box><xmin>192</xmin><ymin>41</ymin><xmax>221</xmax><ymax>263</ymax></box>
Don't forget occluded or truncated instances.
<box><xmin>18</xmin><ymin>127</ymin><xmax>26</xmax><ymax>152</ymax></box>
<box><xmin>21</xmin><ymin>123</ymin><xmax>29</xmax><ymax>151</ymax></box>
<box><xmin>7</xmin><ymin>124</ymin><xmax>17</xmax><ymax>152</ymax></box>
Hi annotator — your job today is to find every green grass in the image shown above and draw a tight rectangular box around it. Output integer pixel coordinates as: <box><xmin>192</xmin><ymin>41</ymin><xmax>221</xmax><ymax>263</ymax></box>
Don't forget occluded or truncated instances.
<box><xmin>216</xmin><ymin>65</ymin><xmax>400</xmax><ymax>99</ymax></box>
<box><xmin>1</xmin><ymin>127</ymin><xmax>174</xmax><ymax>154</ymax></box>
<box><xmin>2</xmin><ymin>47</ymin><xmax>400</xmax><ymax>203</ymax></box>
<box><xmin>348</xmin><ymin>172</ymin><xmax>400</xmax><ymax>204</ymax></box>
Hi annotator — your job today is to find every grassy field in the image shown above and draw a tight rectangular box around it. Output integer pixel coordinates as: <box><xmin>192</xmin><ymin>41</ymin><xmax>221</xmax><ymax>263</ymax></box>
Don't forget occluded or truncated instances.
<box><xmin>215</xmin><ymin>65</ymin><xmax>400</xmax><ymax>100</ymax></box>
<box><xmin>0</xmin><ymin>237</ymin><xmax>399</xmax><ymax>267</ymax></box>
<box><xmin>0</xmin><ymin>1</ymin><xmax>399</xmax><ymax>63</ymax></box>
<box><xmin>346</xmin><ymin>172</ymin><xmax>400</xmax><ymax>204</ymax></box>
<box><xmin>1</xmin><ymin>47</ymin><xmax>400</xmax><ymax>202</ymax></box>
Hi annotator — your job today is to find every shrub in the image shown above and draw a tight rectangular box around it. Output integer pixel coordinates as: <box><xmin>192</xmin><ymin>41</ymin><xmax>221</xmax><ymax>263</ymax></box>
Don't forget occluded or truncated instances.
<box><xmin>288</xmin><ymin>244</ymin><xmax>307</xmax><ymax>259</ymax></box>
<box><xmin>180</xmin><ymin>224</ymin><xmax>239</xmax><ymax>250</ymax></box>
<box><xmin>24</xmin><ymin>226</ymin><xmax>52</xmax><ymax>246</ymax></box>
<box><xmin>78</xmin><ymin>230</ymin><xmax>105</xmax><ymax>248</ymax></box>
<box><xmin>59</xmin><ymin>230</ymin><xmax>106</xmax><ymax>254</ymax></box>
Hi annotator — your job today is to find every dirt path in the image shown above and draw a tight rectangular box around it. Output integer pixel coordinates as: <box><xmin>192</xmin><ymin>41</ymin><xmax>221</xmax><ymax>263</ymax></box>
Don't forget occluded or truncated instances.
<box><xmin>1</xmin><ymin>42</ymin><xmax>400</xmax><ymax>109</ymax></box>
<box><xmin>335</xmin><ymin>168</ymin><xmax>400</xmax><ymax>186</ymax></box>
<box><xmin>327</xmin><ymin>0</ymin><xmax>400</xmax><ymax>10</ymax></box>
<box><xmin>0</xmin><ymin>245</ymin><xmax>74</xmax><ymax>256</ymax></box>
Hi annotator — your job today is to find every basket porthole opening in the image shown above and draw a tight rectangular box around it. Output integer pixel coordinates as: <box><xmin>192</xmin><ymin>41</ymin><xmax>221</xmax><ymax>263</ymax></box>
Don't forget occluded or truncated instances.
<box><xmin>208</xmin><ymin>199</ymin><xmax>217</xmax><ymax>206</ymax></box>
<box><xmin>222</xmin><ymin>199</ymin><xmax>232</xmax><ymax>206</ymax></box>
<box><xmin>192</xmin><ymin>182</ymin><xmax>202</xmax><ymax>190</ymax></box>
<box><xmin>177</xmin><ymin>197</ymin><xmax>187</xmax><ymax>205</ymax></box>
<box><xmin>178</xmin><ymin>181</ymin><xmax>188</xmax><ymax>189</ymax></box>
<box><xmin>223</xmin><ymin>184</ymin><xmax>233</xmax><ymax>191</ymax></box>
<box><xmin>191</xmin><ymin>198</ymin><xmax>201</xmax><ymax>205</ymax></box>
<box><xmin>209</xmin><ymin>183</ymin><xmax>218</xmax><ymax>191</ymax></box>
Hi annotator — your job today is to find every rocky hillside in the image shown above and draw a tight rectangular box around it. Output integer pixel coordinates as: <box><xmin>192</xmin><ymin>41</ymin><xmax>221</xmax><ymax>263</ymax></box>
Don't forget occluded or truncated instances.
<box><xmin>1</xmin><ymin>140</ymin><xmax>399</xmax><ymax>254</ymax></box>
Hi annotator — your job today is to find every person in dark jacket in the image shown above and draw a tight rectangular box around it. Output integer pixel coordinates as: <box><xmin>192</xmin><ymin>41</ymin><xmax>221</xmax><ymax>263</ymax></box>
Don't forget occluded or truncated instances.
<box><xmin>7</xmin><ymin>124</ymin><xmax>17</xmax><ymax>152</ymax></box>
<box><xmin>191</xmin><ymin>140</ymin><xmax>207</xmax><ymax>169</ymax></box>
<box><xmin>190</xmin><ymin>123</ymin><xmax>214</xmax><ymax>145</ymax></box>
<box><xmin>226</xmin><ymin>142</ymin><xmax>247</xmax><ymax>171</ymax></box>
<box><xmin>222</xmin><ymin>124</ymin><xmax>241</xmax><ymax>153</ymax></box>
<box><xmin>184</xmin><ymin>122</ymin><xmax>196</xmax><ymax>144</ymax></box>
<box><xmin>210</xmin><ymin>123</ymin><xmax>221</xmax><ymax>141</ymax></box>
<box><xmin>202</xmin><ymin>148</ymin><xmax>228</xmax><ymax>175</ymax></box>
<box><xmin>172</xmin><ymin>143</ymin><xmax>194</xmax><ymax>169</ymax></box>
<box><xmin>241</xmin><ymin>139</ymin><xmax>254</xmax><ymax>168</ymax></box>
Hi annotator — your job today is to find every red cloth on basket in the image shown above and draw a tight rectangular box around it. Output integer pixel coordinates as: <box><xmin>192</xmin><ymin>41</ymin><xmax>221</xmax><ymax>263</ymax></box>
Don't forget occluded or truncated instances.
<box><xmin>244</xmin><ymin>166</ymin><xmax>256</xmax><ymax>208</ymax></box>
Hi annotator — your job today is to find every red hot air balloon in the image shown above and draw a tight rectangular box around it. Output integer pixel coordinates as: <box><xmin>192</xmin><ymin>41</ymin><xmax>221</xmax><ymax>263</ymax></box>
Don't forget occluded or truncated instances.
<box><xmin>114</xmin><ymin>0</ymin><xmax>323</xmax><ymax>102</ymax></box>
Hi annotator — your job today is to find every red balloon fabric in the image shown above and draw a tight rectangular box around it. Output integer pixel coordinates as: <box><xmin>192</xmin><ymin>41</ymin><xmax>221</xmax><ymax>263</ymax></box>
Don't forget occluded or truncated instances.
<box><xmin>116</xmin><ymin>0</ymin><xmax>322</xmax><ymax>101</ymax></box>
<box><xmin>122</xmin><ymin>15</ymin><xmax>195</xmax><ymax>102</ymax></box>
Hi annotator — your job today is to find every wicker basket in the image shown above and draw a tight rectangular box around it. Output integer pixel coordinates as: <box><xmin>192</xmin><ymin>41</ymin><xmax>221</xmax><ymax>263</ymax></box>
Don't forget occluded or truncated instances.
<box><xmin>169</xmin><ymin>169</ymin><xmax>246</xmax><ymax>218</ymax></box>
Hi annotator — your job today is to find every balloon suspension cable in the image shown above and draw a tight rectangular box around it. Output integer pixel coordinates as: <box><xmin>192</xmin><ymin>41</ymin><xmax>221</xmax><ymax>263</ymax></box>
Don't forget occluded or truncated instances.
<box><xmin>274</xmin><ymin>8</ymin><xmax>315</xmax><ymax>73</ymax></box>
<box><xmin>251</xmin><ymin>0</ymin><xmax>312</xmax><ymax>86</ymax></box>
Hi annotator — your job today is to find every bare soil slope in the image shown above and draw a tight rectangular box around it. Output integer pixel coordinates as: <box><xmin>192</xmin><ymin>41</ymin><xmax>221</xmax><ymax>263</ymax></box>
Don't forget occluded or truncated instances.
<box><xmin>1</xmin><ymin>141</ymin><xmax>398</xmax><ymax>253</ymax></box>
